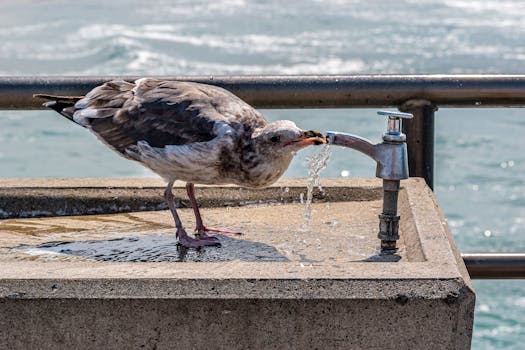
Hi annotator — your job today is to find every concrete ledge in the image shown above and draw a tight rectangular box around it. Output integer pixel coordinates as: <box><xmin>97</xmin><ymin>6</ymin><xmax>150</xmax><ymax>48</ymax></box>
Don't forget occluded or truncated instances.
<box><xmin>0</xmin><ymin>178</ymin><xmax>474</xmax><ymax>349</ymax></box>
<box><xmin>0</xmin><ymin>178</ymin><xmax>381</xmax><ymax>219</ymax></box>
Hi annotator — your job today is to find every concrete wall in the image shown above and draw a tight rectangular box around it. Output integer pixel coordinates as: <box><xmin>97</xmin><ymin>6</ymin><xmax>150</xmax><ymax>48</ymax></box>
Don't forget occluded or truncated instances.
<box><xmin>1</xmin><ymin>296</ymin><xmax>473</xmax><ymax>350</ymax></box>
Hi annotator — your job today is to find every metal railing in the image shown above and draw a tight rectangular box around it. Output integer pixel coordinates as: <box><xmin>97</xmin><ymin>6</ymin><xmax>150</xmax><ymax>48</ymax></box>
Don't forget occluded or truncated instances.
<box><xmin>1</xmin><ymin>74</ymin><xmax>524</xmax><ymax>278</ymax></box>
<box><xmin>463</xmin><ymin>253</ymin><xmax>525</xmax><ymax>279</ymax></box>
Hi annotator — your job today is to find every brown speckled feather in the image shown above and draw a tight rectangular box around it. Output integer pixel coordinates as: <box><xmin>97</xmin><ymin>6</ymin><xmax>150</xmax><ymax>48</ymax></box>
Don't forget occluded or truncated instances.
<box><xmin>70</xmin><ymin>79</ymin><xmax>268</xmax><ymax>154</ymax></box>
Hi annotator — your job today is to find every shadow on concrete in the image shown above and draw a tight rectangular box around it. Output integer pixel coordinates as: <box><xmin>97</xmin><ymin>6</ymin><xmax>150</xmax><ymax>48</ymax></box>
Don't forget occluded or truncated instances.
<box><xmin>360</xmin><ymin>253</ymin><xmax>402</xmax><ymax>262</ymax></box>
<box><xmin>16</xmin><ymin>235</ymin><xmax>290</xmax><ymax>262</ymax></box>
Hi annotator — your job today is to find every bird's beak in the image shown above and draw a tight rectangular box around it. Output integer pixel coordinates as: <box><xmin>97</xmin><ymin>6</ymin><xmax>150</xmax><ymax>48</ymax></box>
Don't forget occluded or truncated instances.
<box><xmin>286</xmin><ymin>130</ymin><xmax>327</xmax><ymax>147</ymax></box>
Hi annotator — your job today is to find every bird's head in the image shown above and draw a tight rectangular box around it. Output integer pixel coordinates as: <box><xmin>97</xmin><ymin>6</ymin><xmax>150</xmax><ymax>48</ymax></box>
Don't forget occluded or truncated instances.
<box><xmin>252</xmin><ymin>120</ymin><xmax>326</xmax><ymax>156</ymax></box>
<box><xmin>241</xmin><ymin>120</ymin><xmax>326</xmax><ymax>187</ymax></box>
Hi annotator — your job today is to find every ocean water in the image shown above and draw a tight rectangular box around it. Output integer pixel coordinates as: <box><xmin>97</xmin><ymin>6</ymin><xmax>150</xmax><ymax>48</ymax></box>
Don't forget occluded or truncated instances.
<box><xmin>0</xmin><ymin>0</ymin><xmax>524</xmax><ymax>348</ymax></box>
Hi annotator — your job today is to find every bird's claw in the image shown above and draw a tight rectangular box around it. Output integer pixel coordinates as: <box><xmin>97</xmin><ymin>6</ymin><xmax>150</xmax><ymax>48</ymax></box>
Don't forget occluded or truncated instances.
<box><xmin>176</xmin><ymin>229</ymin><xmax>221</xmax><ymax>248</ymax></box>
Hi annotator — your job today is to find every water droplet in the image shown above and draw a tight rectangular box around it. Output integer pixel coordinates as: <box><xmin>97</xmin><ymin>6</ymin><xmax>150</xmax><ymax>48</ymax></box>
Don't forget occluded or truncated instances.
<box><xmin>508</xmin><ymin>160</ymin><xmax>515</xmax><ymax>167</ymax></box>
<box><xmin>283</xmin><ymin>187</ymin><xmax>290</xmax><ymax>193</ymax></box>
<box><xmin>500</xmin><ymin>161</ymin><xmax>508</xmax><ymax>168</ymax></box>
<box><xmin>340</xmin><ymin>170</ymin><xmax>350</xmax><ymax>177</ymax></box>
<box><xmin>472</xmin><ymin>184</ymin><xmax>479</xmax><ymax>191</ymax></box>
<box><xmin>448</xmin><ymin>185</ymin><xmax>455</xmax><ymax>191</ymax></box>
<box><xmin>484</xmin><ymin>230</ymin><xmax>492</xmax><ymax>237</ymax></box>
<box><xmin>475</xmin><ymin>101</ymin><xmax>482</xmax><ymax>106</ymax></box>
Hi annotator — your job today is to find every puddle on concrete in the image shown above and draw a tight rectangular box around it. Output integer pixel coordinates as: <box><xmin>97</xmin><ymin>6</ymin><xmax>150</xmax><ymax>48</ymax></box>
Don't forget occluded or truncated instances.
<box><xmin>13</xmin><ymin>235</ymin><xmax>289</xmax><ymax>263</ymax></box>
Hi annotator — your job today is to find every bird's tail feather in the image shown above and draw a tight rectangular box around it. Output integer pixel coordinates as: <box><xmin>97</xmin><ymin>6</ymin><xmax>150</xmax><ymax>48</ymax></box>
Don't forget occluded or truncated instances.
<box><xmin>33</xmin><ymin>94</ymin><xmax>84</xmax><ymax>122</ymax></box>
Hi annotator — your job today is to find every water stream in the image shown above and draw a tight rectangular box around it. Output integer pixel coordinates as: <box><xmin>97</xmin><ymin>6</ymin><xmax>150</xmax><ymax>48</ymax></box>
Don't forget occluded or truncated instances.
<box><xmin>302</xmin><ymin>144</ymin><xmax>331</xmax><ymax>227</ymax></box>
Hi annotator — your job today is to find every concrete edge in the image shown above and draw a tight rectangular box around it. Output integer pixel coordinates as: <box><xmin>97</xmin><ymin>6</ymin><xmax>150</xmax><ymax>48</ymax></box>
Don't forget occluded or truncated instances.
<box><xmin>413</xmin><ymin>179</ymin><xmax>474</xmax><ymax>289</ymax></box>
<box><xmin>0</xmin><ymin>177</ymin><xmax>383</xmax><ymax>188</ymax></box>
<box><xmin>0</xmin><ymin>178</ymin><xmax>383</xmax><ymax>219</ymax></box>
<box><xmin>0</xmin><ymin>277</ymin><xmax>469</xmax><ymax>300</ymax></box>
<box><xmin>403</xmin><ymin>178</ymin><xmax>467</xmax><ymax>279</ymax></box>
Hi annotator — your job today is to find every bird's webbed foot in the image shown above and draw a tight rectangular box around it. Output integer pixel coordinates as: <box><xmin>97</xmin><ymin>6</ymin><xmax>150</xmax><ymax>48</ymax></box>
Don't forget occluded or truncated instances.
<box><xmin>176</xmin><ymin>228</ymin><xmax>221</xmax><ymax>248</ymax></box>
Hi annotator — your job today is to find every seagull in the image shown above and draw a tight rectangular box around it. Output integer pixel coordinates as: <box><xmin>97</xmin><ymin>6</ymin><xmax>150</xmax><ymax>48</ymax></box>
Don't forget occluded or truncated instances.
<box><xmin>35</xmin><ymin>78</ymin><xmax>326</xmax><ymax>248</ymax></box>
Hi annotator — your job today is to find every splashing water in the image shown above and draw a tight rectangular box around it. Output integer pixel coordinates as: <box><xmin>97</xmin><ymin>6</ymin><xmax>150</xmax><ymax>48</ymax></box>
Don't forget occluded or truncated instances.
<box><xmin>302</xmin><ymin>144</ymin><xmax>331</xmax><ymax>227</ymax></box>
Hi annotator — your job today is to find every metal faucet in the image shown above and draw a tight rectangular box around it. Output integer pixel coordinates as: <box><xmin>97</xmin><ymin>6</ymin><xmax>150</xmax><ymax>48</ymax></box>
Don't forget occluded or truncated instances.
<box><xmin>326</xmin><ymin>111</ymin><xmax>414</xmax><ymax>253</ymax></box>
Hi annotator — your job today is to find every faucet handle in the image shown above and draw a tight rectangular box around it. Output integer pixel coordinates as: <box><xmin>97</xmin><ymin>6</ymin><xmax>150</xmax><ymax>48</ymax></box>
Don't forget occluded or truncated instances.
<box><xmin>377</xmin><ymin>110</ymin><xmax>414</xmax><ymax>120</ymax></box>
<box><xmin>377</xmin><ymin>110</ymin><xmax>414</xmax><ymax>142</ymax></box>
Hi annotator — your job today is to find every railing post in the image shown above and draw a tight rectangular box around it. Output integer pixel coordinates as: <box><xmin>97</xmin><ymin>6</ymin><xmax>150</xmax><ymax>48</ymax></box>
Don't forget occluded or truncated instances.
<box><xmin>399</xmin><ymin>99</ymin><xmax>437</xmax><ymax>190</ymax></box>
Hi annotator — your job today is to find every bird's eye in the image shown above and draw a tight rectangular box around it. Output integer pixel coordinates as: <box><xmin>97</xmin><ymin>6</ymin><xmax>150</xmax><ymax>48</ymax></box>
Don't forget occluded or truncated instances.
<box><xmin>270</xmin><ymin>136</ymin><xmax>280</xmax><ymax>143</ymax></box>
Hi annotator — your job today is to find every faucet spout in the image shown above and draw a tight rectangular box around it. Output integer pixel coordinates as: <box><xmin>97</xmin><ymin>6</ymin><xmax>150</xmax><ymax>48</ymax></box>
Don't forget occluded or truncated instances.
<box><xmin>326</xmin><ymin>131</ymin><xmax>377</xmax><ymax>160</ymax></box>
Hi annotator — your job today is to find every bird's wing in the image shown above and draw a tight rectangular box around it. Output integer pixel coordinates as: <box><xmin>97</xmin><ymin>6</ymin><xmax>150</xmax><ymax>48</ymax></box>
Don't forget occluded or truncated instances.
<box><xmin>72</xmin><ymin>78</ymin><xmax>268</xmax><ymax>154</ymax></box>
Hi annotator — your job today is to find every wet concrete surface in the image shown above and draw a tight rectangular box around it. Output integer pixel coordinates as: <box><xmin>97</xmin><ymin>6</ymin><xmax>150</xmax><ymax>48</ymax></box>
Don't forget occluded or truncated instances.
<box><xmin>1</xmin><ymin>200</ymin><xmax>403</xmax><ymax>263</ymax></box>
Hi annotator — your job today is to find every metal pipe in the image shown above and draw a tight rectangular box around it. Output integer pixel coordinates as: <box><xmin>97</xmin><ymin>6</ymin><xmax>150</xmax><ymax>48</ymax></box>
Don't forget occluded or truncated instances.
<box><xmin>2</xmin><ymin>75</ymin><xmax>525</xmax><ymax>109</ymax></box>
<box><xmin>400</xmin><ymin>100</ymin><xmax>437</xmax><ymax>189</ymax></box>
<box><xmin>462</xmin><ymin>253</ymin><xmax>525</xmax><ymax>279</ymax></box>
<box><xmin>379</xmin><ymin>179</ymin><xmax>401</xmax><ymax>252</ymax></box>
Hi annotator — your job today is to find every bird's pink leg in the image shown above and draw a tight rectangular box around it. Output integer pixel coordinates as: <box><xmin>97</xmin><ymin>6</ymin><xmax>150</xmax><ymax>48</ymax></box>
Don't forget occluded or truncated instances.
<box><xmin>164</xmin><ymin>181</ymin><xmax>220</xmax><ymax>248</ymax></box>
<box><xmin>186</xmin><ymin>182</ymin><xmax>243</xmax><ymax>237</ymax></box>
